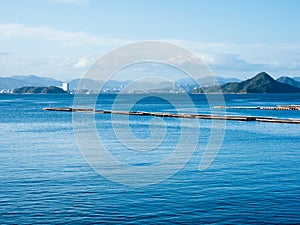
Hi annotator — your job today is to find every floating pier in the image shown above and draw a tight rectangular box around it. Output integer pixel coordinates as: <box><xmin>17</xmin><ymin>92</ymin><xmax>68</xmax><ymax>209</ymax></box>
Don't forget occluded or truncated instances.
<box><xmin>215</xmin><ymin>105</ymin><xmax>300</xmax><ymax>110</ymax></box>
<box><xmin>43</xmin><ymin>107</ymin><xmax>300</xmax><ymax>124</ymax></box>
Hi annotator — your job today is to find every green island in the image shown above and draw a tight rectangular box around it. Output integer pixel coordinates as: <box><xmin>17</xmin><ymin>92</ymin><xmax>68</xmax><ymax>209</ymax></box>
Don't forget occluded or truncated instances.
<box><xmin>195</xmin><ymin>72</ymin><xmax>300</xmax><ymax>93</ymax></box>
<box><xmin>13</xmin><ymin>86</ymin><xmax>67</xmax><ymax>94</ymax></box>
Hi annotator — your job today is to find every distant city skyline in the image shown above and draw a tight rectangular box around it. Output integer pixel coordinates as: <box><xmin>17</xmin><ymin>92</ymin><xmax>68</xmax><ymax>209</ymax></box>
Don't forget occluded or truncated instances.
<box><xmin>0</xmin><ymin>0</ymin><xmax>300</xmax><ymax>80</ymax></box>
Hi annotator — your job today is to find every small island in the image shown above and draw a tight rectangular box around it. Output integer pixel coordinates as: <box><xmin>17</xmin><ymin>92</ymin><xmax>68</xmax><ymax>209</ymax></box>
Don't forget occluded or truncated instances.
<box><xmin>13</xmin><ymin>86</ymin><xmax>67</xmax><ymax>94</ymax></box>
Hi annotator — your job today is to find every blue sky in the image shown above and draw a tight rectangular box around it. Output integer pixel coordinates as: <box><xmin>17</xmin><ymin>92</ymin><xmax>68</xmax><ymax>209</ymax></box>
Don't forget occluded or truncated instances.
<box><xmin>0</xmin><ymin>0</ymin><xmax>300</xmax><ymax>80</ymax></box>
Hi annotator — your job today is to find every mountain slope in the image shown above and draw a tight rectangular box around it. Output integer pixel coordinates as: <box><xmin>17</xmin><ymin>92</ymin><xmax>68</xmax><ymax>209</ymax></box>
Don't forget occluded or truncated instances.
<box><xmin>220</xmin><ymin>72</ymin><xmax>300</xmax><ymax>93</ymax></box>
<box><xmin>177</xmin><ymin>76</ymin><xmax>240</xmax><ymax>88</ymax></box>
<box><xmin>195</xmin><ymin>72</ymin><xmax>300</xmax><ymax>93</ymax></box>
<box><xmin>0</xmin><ymin>77</ymin><xmax>28</xmax><ymax>89</ymax></box>
<box><xmin>277</xmin><ymin>76</ymin><xmax>300</xmax><ymax>88</ymax></box>
<box><xmin>221</xmin><ymin>72</ymin><xmax>300</xmax><ymax>93</ymax></box>
<box><xmin>293</xmin><ymin>77</ymin><xmax>300</xmax><ymax>82</ymax></box>
<box><xmin>11</xmin><ymin>75</ymin><xmax>61</xmax><ymax>87</ymax></box>
<box><xmin>0</xmin><ymin>75</ymin><xmax>62</xmax><ymax>89</ymax></box>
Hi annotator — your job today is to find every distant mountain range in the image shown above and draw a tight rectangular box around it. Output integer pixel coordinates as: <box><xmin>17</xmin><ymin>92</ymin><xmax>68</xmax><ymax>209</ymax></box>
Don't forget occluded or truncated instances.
<box><xmin>276</xmin><ymin>76</ymin><xmax>300</xmax><ymax>88</ymax></box>
<box><xmin>0</xmin><ymin>75</ymin><xmax>62</xmax><ymax>90</ymax></box>
<box><xmin>176</xmin><ymin>76</ymin><xmax>241</xmax><ymax>87</ymax></box>
<box><xmin>1</xmin><ymin>72</ymin><xmax>300</xmax><ymax>93</ymax></box>
<box><xmin>0</xmin><ymin>74</ymin><xmax>241</xmax><ymax>92</ymax></box>
<box><xmin>195</xmin><ymin>72</ymin><xmax>300</xmax><ymax>93</ymax></box>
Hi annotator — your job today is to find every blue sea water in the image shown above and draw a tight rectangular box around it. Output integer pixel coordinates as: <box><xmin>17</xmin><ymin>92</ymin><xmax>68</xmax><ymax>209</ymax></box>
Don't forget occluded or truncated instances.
<box><xmin>0</xmin><ymin>94</ymin><xmax>299</xmax><ymax>224</ymax></box>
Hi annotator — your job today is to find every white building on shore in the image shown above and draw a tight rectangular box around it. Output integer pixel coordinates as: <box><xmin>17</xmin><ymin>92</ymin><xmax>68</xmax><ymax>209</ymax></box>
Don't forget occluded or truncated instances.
<box><xmin>62</xmin><ymin>82</ymin><xmax>69</xmax><ymax>92</ymax></box>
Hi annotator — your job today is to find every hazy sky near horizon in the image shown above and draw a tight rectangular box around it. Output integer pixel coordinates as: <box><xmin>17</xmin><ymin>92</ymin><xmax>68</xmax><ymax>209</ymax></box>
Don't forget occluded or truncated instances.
<box><xmin>0</xmin><ymin>0</ymin><xmax>300</xmax><ymax>80</ymax></box>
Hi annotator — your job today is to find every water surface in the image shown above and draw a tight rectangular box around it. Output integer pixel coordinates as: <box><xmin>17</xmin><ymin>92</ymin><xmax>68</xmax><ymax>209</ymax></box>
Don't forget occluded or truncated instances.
<box><xmin>0</xmin><ymin>94</ymin><xmax>299</xmax><ymax>224</ymax></box>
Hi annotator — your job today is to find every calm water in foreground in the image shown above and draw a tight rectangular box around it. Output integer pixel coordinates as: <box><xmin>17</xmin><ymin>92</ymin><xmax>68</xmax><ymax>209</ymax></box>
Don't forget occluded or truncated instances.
<box><xmin>0</xmin><ymin>94</ymin><xmax>299</xmax><ymax>224</ymax></box>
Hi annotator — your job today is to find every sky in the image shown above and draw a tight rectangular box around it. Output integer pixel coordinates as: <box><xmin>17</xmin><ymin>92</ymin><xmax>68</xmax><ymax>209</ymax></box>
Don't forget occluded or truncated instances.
<box><xmin>0</xmin><ymin>0</ymin><xmax>300</xmax><ymax>81</ymax></box>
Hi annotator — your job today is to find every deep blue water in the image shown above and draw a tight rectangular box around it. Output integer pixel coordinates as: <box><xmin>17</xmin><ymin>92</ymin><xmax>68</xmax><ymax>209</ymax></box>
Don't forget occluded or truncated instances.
<box><xmin>0</xmin><ymin>94</ymin><xmax>299</xmax><ymax>224</ymax></box>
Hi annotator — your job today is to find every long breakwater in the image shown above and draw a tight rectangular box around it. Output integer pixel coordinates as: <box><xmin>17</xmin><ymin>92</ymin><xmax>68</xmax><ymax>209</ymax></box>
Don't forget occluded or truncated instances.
<box><xmin>43</xmin><ymin>107</ymin><xmax>300</xmax><ymax>124</ymax></box>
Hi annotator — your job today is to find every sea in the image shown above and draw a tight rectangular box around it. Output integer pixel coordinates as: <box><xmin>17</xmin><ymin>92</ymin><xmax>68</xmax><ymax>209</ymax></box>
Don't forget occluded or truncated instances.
<box><xmin>0</xmin><ymin>93</ymin><xmax>299</xmax><ymax>224</ymax></box>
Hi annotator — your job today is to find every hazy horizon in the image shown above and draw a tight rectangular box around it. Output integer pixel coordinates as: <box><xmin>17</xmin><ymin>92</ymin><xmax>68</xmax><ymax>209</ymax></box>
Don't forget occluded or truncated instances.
<box><xmin>1</xmin><ymin>71</ymin><xmax>299</xmax><ymax>83</ymax></box>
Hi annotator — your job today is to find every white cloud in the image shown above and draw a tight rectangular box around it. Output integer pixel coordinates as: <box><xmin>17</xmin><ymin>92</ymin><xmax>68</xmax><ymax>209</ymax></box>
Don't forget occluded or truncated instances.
<box><xmin>166</xmin><ymin>40</ymin><xmax>300</xmax><ymax>77</ymax></box>
<box><xmin>0</xmin><ymin>55</ymin><xmax>93</xmax><ymax>80</ymax></box>
<box><xmin>1</xmin><ymin>23</ymin><xmax>300</xmax><ymax>79</ymax></box>
<box><xmin>74</xmin><ymin>57</ymin><xmax>89</xmax><ymax>68</ymax></box>
<box><xmin>0</xmin><ymin>23</ymin><xmax>127</xmax><ymax>47</ymax></box>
